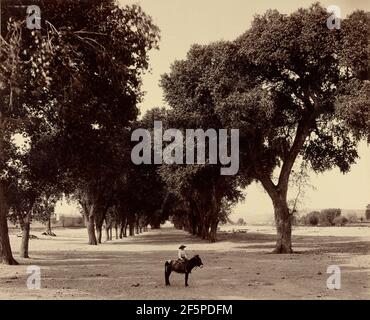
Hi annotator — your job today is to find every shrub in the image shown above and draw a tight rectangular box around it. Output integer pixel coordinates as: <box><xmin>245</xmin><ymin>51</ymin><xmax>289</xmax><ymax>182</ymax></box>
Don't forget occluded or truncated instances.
<box><xmin>347</xmin><ymin>213</ymin><xmax>358</xmax><ymax>223</ymax></box>
<box><xmin>306</xmin><ymin>211</ymin><xmax>320</xmax><ymax>226</ymax></box>
<box><xmin>236</xmin><ymin>218</ymin><xmax>247</xmax><ymax>226</ymax></box>
<box><xmin>291</xmin><ymin>214</ymin><xmax>299</xmax><ymax>226</ymax></box>
<box><xmin>333</xmin><ymin>216</ymin><xmax>348</xmax><ymax>226</ymax></box>
<box><xmin>320</xmin><ymin>208</ymin><xmax>341</xmax><ymax>226</ymax></box>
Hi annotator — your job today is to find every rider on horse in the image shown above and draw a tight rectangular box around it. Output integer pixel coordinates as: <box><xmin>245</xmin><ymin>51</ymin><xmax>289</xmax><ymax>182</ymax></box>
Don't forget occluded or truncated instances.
<box><xmin>178</xmin><ymin>245</ymin><xmax>188</xmax><ymax>272</ymax></box>
<box><xmin>178</xmin><ymin>245</ymin><xmax>188</xmax><ymax>261</ymax></box>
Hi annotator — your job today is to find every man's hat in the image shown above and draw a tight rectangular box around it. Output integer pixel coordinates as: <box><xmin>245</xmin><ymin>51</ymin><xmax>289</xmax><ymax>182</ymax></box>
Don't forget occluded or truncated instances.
<box><xmin>179</xmin><ymin>245</ymin><xmax>186</xmax><ymax>249</ymax></box>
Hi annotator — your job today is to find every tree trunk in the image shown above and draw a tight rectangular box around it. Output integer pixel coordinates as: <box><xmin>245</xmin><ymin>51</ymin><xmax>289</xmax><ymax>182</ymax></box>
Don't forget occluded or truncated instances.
<box><xmin>119</xmin><ymin>222</ymin><xmax>125</xmax><ymax>238</ymax></box>
<box><xmin>45</xmin><ymin>216</ymin><xmax>52</xmax><ymax>235</ymax></box>
<box><xmin>46</xmin><ymin>216</ymin><xmax>52</xmax><ymax>234</ymax></box>
<box><xmin>208</xmin><ymin>185</ymin><xmax>220</xmax><ymax>243</ymax></box>
<box><xmin>129</xmin><ymin>224</ymin><xmax>134</xmax><ymax>236</ymax></box>
<box><xmin>201</xmin><ymin>226</ymin><xmax>207</xmax><ymax>239</ymax></box>
<box><xmin>95</xmin><ymin>214</ymin><xmax>105</xmax><ymax>244</ymax></box>
<box><xmin>151</xmin><ymin>218</ymin><xmax>161</xmax><ymax>229</ymax></box>
<box><xmin>115</xmin><ymin>226</ymin><xmax>118</xmax><ymax>239</ymax></box>
<box><xmin>257</xmin><ymin>117</ymin><xmax>314</xmax><ymax>254</ymax></box>
<box><xmin>0</xmin><ymin>182</ymin><xmax>18</xmax><ymax>265</ymax></box>
<box><xmin>0</xmin><ymin>117</ymin><xmax>17</xmax><ymax>265</ymax></box>
<box><xmin>43</xmin><ymin>216</ymin><xmax>56</xmax><ymax>236</ymax></box>
<box><xmin>259</xmin><ymin>176</ymin><xmax>295</xmax><ymax>254</ymax></box>
<box><xmin>20</xmin><ymin>213</ymin><xmax>31</xmax><ymax>258</ymax></box>
<box><xmin>191</xmin><ymin>214</ymin><xmax>197</xmax><ymax>235</ymax></box>
<box><xmin>109</xmin><ymin>227</ymin><xmax>112</xmax><ymax>241</ymax></box>
<box><xmin>209</xmin><ymin>220</ymin><xmax>218</xmax><ymax>243</ymax></box>
<box><xmin>85</xmin><ymin>215</ymin><xmax>97</xmax><ymax>245</ymax></box>
<box><xmin>105</xmin><ymin>225</ymin><xmax>110</xmax><ymax>241</ymax></box>
<box><xmin>273</xmin><ymin>198</ymin><xmax>293</xmax><ymax>253</ymax></box>
<box><xmin>119</xmin><ymin>224</ymin><xmax>123</xmax><ymax>239</ymax></box>
<box><xmin>200</xmin><ymin>216</ymin><xmax>208</xmax><ymax>239</ymax></box>
<box><xmin>96</xmin><ymin>225</ymin><xmax>102</xmax><ymax>244</ymax></box>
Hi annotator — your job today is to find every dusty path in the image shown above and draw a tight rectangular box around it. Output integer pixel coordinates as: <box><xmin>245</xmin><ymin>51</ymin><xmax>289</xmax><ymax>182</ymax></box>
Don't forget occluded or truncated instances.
<box><xmin>0</xmin><ymin>225</ymin><xmax>369</xmax><ymax>299</ymax></box>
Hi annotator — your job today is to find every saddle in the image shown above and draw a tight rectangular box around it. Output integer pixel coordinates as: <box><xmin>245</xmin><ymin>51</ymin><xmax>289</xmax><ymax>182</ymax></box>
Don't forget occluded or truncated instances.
<box><xmin>173</xmin><ymin>259</ymin><xmax>190</xmax><ymax>273</ymax></box>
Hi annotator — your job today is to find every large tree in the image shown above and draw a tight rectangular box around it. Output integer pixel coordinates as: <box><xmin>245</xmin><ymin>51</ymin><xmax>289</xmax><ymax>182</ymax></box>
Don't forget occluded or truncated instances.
<box><xmin>226</xmin><ymin>5</ymin><xmax>368</xmax><ymax>253</ymax></box>
<box><xmin>0</xmin><ymin>2</ymin><xmax>55</xmax><ymax>264</ymax></box>
<box><xmin>161</xmin><ymin>4</ymin><xmax>369</xmax><ymax>252</ymax></box>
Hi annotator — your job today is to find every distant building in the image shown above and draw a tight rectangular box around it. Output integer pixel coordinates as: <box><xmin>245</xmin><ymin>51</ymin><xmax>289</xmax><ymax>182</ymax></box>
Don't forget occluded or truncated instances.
<box><xmin>54</xmin><ymin>197</ymin><xmax>84</xmax><ymax>227</ymax></box>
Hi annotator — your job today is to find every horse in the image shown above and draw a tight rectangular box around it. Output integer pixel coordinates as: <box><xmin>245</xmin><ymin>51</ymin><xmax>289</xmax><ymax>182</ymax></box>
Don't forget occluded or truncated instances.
<box><xmin>164</xmin><ymin>255</ymin><xmax>203</xmax><ymax>287</ymax></box>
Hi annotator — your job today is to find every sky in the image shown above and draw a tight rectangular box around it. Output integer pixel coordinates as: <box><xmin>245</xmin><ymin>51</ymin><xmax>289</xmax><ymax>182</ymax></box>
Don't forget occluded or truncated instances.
<box><xmin>113</xmin><ymin>0</ymin><xmax>370</xmax><ymax>223</ymax></box>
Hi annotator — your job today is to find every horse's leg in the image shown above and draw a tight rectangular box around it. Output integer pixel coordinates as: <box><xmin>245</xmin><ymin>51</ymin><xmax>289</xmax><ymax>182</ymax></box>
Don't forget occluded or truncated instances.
<box><xmin>167</xmin><ymin>267</ymin><xmax>172</xmax><ymax>286</ymax></box>
<box><xmin>165</xmin><ymin>263</ymin><xmax>172</xmax><ymax>286</ymax></box>
<box><xmin>165</xmin><ymin>264</ymin><xmax>168</xmax><ymax>285</ymax></box>
<box><xmin>185</xmin><ymin>273</ymin><xmax>189</xmax><ymax>287</ymax></box>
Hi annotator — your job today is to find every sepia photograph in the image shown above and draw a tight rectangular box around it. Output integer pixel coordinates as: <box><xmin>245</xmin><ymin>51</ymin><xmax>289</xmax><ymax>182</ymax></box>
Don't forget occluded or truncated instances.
<box><xmin>0</xmin><ymin>0</ymin><xmax>369</xmax><ymax>304</ymax></box>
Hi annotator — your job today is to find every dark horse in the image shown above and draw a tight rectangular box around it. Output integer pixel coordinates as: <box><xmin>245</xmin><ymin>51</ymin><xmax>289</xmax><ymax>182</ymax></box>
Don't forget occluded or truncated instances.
<box><xmin>165</xmin><ymin>255</ymin><xmax>203</xmax><ymax>287</ymax></box>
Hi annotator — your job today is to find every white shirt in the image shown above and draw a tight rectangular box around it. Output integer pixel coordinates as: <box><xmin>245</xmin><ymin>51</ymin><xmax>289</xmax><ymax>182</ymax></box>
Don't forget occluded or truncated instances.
<box><xmin>178</xmin><ymin>249</ymin><xmax>188</xmax><ymax>260</ymax></box>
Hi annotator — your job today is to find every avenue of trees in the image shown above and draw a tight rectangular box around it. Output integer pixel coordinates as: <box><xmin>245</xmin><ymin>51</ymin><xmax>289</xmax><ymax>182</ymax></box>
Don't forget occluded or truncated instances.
<box><xmin>0</xmin><ymin>0</ymin><xmax>162</xmax><ymax>264</ymax></box>
<box><xmin>0</xmin><ymin>1</ymin><xmax>368</xmax><ymax>264</ymax></box>
<box><xmin>160</xmin><ymin>5</ymin><xmax>369</xmax><ymax>252</ymax></box>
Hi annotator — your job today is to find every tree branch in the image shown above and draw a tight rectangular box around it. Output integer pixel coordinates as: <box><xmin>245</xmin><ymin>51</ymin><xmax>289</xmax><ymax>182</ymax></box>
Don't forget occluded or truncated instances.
<box><xmin>277</xmin><ymin>116</ymin><xmax>313</xmax><ymax>194</ymax></box>
<box><xmin>258</xmin><ymin>174</ymin><xmax>278</xmax><ymax>199</ymax></box>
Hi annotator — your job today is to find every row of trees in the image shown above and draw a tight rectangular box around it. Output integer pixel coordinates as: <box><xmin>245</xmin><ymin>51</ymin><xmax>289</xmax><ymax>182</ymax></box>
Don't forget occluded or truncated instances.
<box><xmin>300</xmin><ymin>206</ymin><xmax>370</xmax><ymax>226</ymax></box>
<box><xmin>0</xmin><ymin>0</ymin><xmax>163</xmax><ymax>264</ymax></box>
<box><xmin>301</xmin><ymin>208</ymin><xmax>342</xmax><ymax>226</ymax></box>
<box><xmin>158</xmin><ymin>5</ymin><xmax>369</xmax><ymax>252</ymax></box>
<box><xmin>0</xmin><ymin>1</ymin><xmax>369</xmax><ymax>264</ymax></box>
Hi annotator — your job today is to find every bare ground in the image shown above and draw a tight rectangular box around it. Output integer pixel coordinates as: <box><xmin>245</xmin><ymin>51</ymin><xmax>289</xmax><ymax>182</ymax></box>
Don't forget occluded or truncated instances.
<box><xmin>0</xmin><ymin>224</ymin><xmax>369</xmax><ymax>300</ymax></box>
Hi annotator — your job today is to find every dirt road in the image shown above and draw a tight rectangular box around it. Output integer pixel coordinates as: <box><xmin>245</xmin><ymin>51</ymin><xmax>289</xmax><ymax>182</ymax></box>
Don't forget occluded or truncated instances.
<box><xmin>0</xmin><ymin>225</ymin><xmax>369</xmax><ymax>299</ymax></box>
